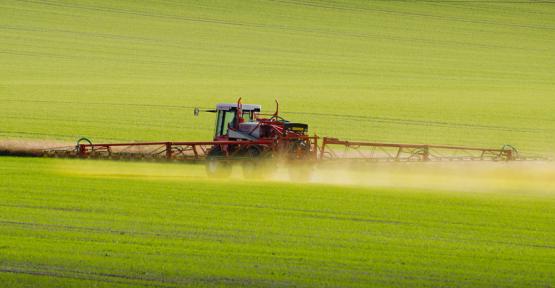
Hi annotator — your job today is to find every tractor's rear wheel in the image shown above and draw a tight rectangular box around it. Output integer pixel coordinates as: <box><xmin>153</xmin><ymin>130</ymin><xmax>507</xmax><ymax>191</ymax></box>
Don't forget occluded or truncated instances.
<box><xmin>241</xmin><ymin>146</ymin><xmax>273</xmax><ymax>178</ymax></box>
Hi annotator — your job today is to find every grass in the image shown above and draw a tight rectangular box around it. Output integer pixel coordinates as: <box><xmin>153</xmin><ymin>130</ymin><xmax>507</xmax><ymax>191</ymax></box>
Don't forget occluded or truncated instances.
<box><xmin>0</xmin><ymin>0</ymin><xmax>554</xmax><ymax>153</ymax></box>
<box><xmin>1</xmin><ymin>157</ymin><xmax>554</xmax><ymax>287</ymax></box>
<box><xmin>1</xmin><ymin>1</ymin><xmax>554</xmax><ymax>287</ymax></box>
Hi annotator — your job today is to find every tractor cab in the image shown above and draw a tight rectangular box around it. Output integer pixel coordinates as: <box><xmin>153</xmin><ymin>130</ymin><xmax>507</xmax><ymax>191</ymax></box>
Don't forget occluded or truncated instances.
<box><xmin>213</xmin><ymin>103</ymin><xmax>261</xmax><ymax>140</ymax></box>
<box><xmin>196</xmin><ymin>98</ymin><xmax>308</xmax><ymax>141</ymax></box>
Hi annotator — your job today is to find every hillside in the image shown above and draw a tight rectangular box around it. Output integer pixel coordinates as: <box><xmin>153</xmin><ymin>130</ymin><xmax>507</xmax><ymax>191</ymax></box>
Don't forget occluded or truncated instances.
<box><xmin>1</xmin><ymin>0</ymin><xmax>554</xmax><ymax>153</ymax></box>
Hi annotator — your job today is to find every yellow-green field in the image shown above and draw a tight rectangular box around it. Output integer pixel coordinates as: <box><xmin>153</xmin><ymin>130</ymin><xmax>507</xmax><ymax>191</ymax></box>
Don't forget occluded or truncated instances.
<box><xmin>1</xmin><ymin>0</ymin><xmax>554</xmax><ymax>152</ymax></box>
<box><xmin>1</xmin><ymin>1</ymin><xmax>554</xmax><ymax>287</ymax></box>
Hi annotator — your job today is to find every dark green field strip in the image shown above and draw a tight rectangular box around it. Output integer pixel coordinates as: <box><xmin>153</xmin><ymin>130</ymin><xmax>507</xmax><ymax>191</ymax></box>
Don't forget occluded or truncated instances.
<box><xmin>0</xmin><ymin>271</ymin><xmax>138</xmax><ymax>288</ymax></box>
<box><xmin>1</xmin><ymin>205</ymin><xmax>553</xmax><ymax>258</ymax></box>
<box><xmin>0</xmin><ymin>266</ymin><xmax>171</xmax><ymax>288</ymax></box>
<box><xmin>1</xmin><ymin>157</ymin><xmax>554</xmax><ymax>286</ymax></box>
<box><xmin>1</xmin><ymin>209</ymin><xmax>553</xmax><ymax>287</ymax></box>
<box><xmin>1</xmin><ymin>223</ymin><xmax>553</xmax><ymax>287</ymax></box>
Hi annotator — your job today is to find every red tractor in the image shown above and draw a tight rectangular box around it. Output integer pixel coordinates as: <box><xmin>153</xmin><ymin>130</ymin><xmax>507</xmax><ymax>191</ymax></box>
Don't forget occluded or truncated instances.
<box><xmin>200</xmin><ymin>98</ymin><xmax>318</xmax><ymax>177</ymax></box>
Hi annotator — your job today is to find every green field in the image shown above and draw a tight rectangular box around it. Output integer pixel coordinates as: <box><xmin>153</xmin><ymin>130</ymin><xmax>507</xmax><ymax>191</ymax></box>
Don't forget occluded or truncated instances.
<box><xmin>1</xmin><ymin>157</ymin><xmax>554</xmax><ymax>287</ymax></box>
<box><xmin>1</xmin><ymin>0</ymin><xmax>554</xmax><ymax>152</ymax></box>
<box><xmin>1</xmin><ymin>1</ymin><xmax>555</xmax><ymax>287</ymax></box>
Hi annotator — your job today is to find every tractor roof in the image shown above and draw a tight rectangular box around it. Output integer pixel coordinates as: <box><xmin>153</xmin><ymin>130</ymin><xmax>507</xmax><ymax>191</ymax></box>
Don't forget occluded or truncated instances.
<box><xmin>216</xmin><ymin>103</ymin><xmax>261</xmax><ymax>112</ymax></box>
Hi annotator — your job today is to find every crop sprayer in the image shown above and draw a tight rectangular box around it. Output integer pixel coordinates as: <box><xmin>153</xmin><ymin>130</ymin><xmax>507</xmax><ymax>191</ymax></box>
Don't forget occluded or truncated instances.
<box><xmin>42</xmin><ymin>98</ymin><xmax>544</xmax><ymax>179</ymax></box>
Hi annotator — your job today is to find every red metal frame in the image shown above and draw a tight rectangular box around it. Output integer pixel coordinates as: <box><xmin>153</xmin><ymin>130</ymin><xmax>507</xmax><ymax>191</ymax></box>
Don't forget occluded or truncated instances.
<box><xmin>69</xmin><ymin>134</ymin><xmax>319</xmax><ymax>160</ymax></box>
<box><xmin>76</xmin><ymin>140</ymin><xmax>274</xmax><ymax>160</ymax></box>
<box><xmin>320</xmin><ymin>137</ymin><xmax>516</xmax><ymax>162</ymax></box>
<box><xmin>45</xmin><ymin>135</ymin><xmax>525</xmax><ymax>162</ymax></box>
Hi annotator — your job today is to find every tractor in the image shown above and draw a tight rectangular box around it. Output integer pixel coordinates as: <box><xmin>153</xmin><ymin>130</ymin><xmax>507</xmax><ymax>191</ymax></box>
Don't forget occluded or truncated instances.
<box><xmin>200</xmin><ymin>98</ymin><xmax>316</xmax><ymax>178</ymax></box>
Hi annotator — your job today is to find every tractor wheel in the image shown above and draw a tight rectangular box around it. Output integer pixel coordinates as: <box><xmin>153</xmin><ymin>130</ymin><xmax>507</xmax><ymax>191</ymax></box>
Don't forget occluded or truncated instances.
<box><xmin>205</xmin><ymin>148</ymin><xmax>231</xmax><ymax>178</ymax></box>
<box><xmin>241</xmin><ymin>146</ymin><xmax>272</xmax><ymax>178</ymax></box>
